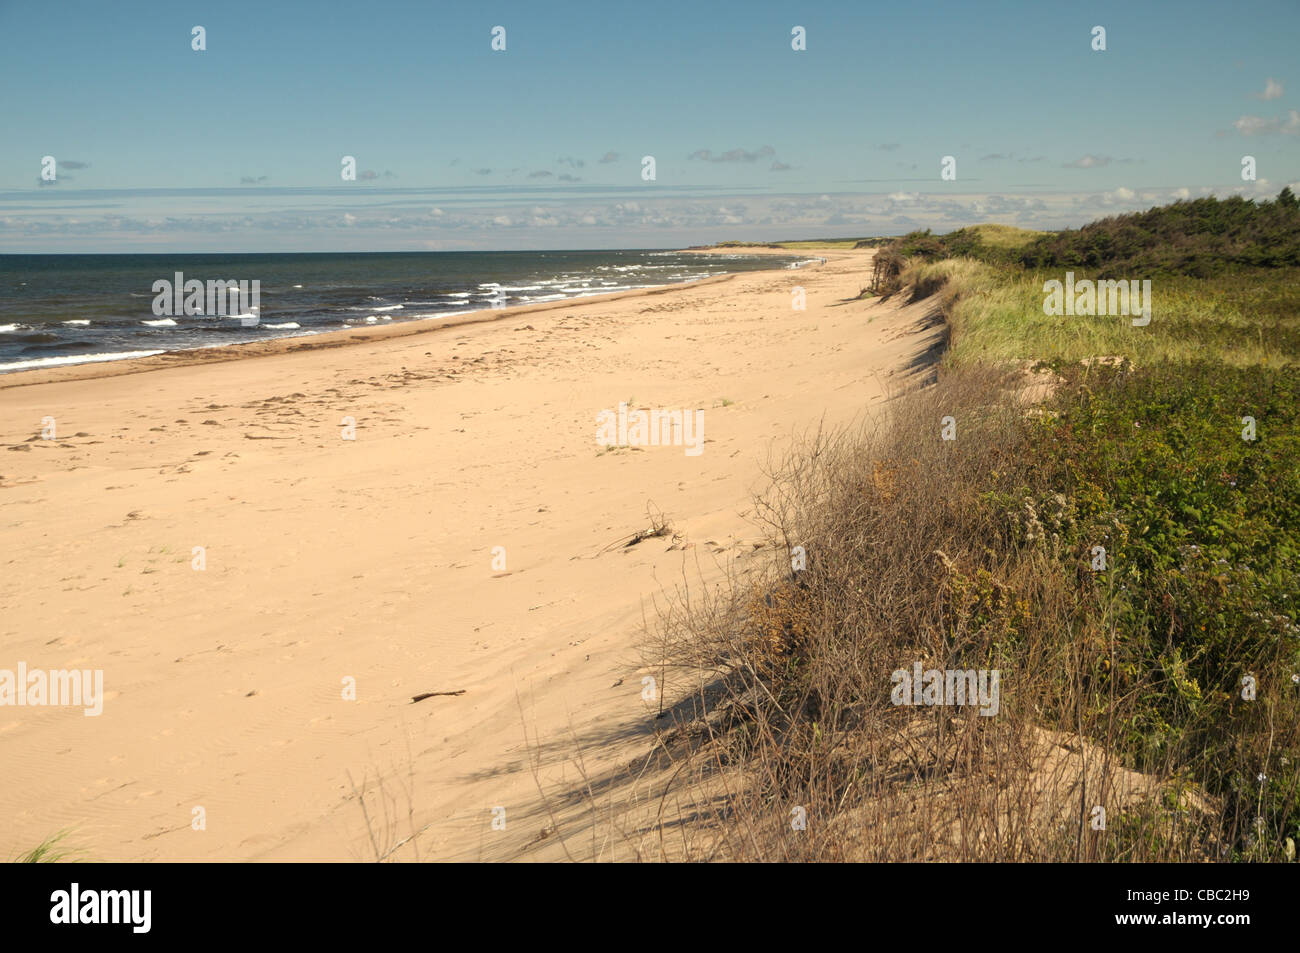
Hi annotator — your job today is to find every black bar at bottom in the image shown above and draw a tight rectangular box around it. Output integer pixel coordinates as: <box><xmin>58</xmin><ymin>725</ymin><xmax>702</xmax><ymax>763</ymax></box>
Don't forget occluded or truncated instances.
<box><xmin>0</xmin><ymin>861</ymin><xmax>1274</xmax><ymax>940</ymax></box>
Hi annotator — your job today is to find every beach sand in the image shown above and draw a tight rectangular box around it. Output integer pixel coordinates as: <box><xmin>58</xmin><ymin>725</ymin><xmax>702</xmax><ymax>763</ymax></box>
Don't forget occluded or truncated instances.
<box><xmin>0</xmin><ymin>247</ymin><xmax>942</xmax><ymax>860</ymax></box>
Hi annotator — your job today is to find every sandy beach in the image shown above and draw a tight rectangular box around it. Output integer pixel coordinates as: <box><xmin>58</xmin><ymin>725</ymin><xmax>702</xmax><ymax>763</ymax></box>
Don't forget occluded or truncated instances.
<box><xmin>0</xmin><ymin>247</ymin><xmax>942</xmax><ymax>860</ymax></box>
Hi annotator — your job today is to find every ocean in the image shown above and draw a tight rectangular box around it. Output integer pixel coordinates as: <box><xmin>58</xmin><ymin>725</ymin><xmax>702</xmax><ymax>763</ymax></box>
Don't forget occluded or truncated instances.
<box><xmin>0</xmin><ymin>250</ymin><xmax>813</xmax><ymax>373</ymax></box>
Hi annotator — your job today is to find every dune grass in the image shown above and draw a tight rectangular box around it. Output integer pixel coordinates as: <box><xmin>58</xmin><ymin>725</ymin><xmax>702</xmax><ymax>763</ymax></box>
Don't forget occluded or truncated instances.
<box><xmin>961</xmin><ymin>223</ymin><xmax>1049</xmax><ymax>250</ymax></box>
<box><xmin>772</xmin><ymin>239</ymin><xmax>865</xmax><ymax>250</ymax></box>
<box><xmin>14</xmin><ymin>830</ymin><xmax>83</xmax><ymax>863</ymax></box>
<box><xmin>899</xmin><ymin>257</ymin><xmax>1300</xmax><ymax>369</ymax></box>
<box><xmin>638</xmin><ymin>194</ymin><xmax>1300</xmax><ymax>862</ymax></box>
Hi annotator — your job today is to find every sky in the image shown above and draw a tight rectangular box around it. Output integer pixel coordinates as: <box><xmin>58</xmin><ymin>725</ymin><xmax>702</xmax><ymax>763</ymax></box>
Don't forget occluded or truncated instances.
<box><xmin>1</xmin><ymin>0</ymin><xmax>1297</xmax><ymax>252</ymax></box>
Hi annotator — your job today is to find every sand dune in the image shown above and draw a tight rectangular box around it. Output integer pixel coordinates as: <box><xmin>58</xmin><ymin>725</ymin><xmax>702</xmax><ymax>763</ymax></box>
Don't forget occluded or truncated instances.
<box><xmin>0</xmin><ymin>248</ymin><xmax>943</xmax><ymax>860</ymax></box>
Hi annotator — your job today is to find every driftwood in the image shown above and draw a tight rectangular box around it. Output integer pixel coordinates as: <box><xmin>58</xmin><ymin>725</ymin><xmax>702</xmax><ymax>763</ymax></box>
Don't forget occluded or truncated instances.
<box><xmin>411</xmin><ymin>689</ymin><xmax>466</xmax><ymax>703</ymax></box>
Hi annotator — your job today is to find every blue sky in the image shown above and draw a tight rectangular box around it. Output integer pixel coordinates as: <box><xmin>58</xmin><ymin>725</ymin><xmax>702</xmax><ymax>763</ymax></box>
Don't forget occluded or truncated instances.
<box><xmin>1</xmin><ymin>0</ymin><xmax>1297</xmax><ymax>251</ymax></box>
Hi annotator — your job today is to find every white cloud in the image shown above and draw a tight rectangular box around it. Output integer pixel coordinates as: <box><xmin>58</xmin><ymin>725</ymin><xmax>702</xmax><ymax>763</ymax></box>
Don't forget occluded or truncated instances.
<box><xmin>1233</xmin><ymin>109</ymin><xmax>1300</xmax><ymax>136</ymax></box>
<box><xmin>9</xmin><ymin>182</ymin><xmax>1287</xmax><ymax>252</ymax></box>
<box><xmin>1252</xmin><ymin>78</ymin><xmax>1284</xmax><ymax>101</ymax></box>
